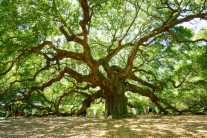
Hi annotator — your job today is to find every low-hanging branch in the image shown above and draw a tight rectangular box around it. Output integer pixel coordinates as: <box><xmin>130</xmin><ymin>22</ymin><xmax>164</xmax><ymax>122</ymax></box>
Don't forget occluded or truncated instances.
<box><xmin>55</xmin><ymin>89</ymin><xmax>91</xmax><ymax>114</ymax></box>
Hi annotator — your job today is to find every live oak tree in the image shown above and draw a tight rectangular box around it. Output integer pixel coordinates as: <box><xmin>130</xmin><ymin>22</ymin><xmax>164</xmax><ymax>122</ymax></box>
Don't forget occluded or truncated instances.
<box><xmin>0</xmin><ymin>0</ymin><xmax>207</xmax><ymax>118</ymax></box>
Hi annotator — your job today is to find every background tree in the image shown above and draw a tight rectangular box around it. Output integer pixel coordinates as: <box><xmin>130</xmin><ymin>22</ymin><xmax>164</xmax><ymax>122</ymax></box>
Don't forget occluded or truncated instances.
<box><xmin>0</xmin><ymin>0</ymin><xmax>206</xmax><ymax>118</ymax></box>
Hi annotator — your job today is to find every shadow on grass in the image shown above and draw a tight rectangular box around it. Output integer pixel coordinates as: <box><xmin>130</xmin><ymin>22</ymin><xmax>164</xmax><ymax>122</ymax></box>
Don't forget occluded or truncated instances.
<box><xmin>0</xmin><ymin>115</ymin><xmax>207</xmax><ymax>138</ymax></box>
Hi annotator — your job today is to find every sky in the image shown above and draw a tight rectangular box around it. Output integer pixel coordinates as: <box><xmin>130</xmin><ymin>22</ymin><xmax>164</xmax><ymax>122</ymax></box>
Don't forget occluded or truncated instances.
<box><xmin>181</xmin><ymin>18</ymin><xmax>207</xmax><ymax>34</ymax></box>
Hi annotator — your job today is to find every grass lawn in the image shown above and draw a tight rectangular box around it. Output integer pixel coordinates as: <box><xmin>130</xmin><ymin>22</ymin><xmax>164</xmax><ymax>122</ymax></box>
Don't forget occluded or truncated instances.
<box><xmin>0</xmin><ymin>115</ymin><xmax>207</xmax><ymax>138</ymax></box>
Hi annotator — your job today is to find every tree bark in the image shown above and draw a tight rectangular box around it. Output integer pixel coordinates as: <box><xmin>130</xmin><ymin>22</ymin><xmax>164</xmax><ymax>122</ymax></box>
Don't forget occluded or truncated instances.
<box><xmin>105</xmin><ymin>90</ymin><xmax>128</xmax><ymax>118</ymax></box>
<box><xmin>76</xmin><ymin>90</ymin><xmax>103</xmax><ymax>116</ymax></box>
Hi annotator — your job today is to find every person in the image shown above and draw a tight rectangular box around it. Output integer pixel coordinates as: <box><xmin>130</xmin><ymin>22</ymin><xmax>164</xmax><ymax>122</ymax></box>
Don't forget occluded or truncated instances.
<box><xmin>147</xmin><ymin>104</ymin><xmax>153</xmax><ymax>115</ymax></box>
<box><xmin>5</xmin><ymin>103</ymin><xmax>12</xmax><ymax>120</ymax></box>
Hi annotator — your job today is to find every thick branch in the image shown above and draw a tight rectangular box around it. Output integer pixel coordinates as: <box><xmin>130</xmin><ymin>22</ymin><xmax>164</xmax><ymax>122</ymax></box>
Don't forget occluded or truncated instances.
<box><xmin>26</xmin><ymin>67</ymin><xmax>91</xmax><ymax>99</ymax></box>
<box><xmin>55</xmin><ymin>89</ymin><xmax>90</xmax><ymax>114</ymax></box>
<box><xmin>159</xmin><ymin>98</ymin><xmax>182</xmax><ymax>114</ymax></box>
<box><xmin>127</xmin><ymin>83</ymin><xmax>166</xmax><ymax>114</ymax></box>
<box><xmin>128</xmin><ymin>73</ymin><xmax>156</xmax><ymax>90</ymax></box>
<box><xmin>78</xmin><ymin>0</ymin><xmax>97</xmax><ymax>70</ymax></box>
<box><xmin>76</xmin><ymin>90</ymin><xmax>103</xmax><ymax>116</ymax></box>
<box><xmin>59</xmin><ymin>26</ymin><xmax>84</xmax><ymax>45</ymax></box>
<box><xmin>53</xmin><ymin>49</ymin><xmax>85</xmax><ymax>62</ymax></box>
<box><xmin>122</xmin><ymin>12</ymin><xmax>207</xmax><ymax>78</ymax></box>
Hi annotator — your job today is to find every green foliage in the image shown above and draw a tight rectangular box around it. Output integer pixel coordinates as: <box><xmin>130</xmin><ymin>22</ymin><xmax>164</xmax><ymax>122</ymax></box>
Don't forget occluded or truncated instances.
<box><xmin>172</xmin><ymin>26</ymin><xmax>193</xmax><ymax>40</ymax></box>
<box><xmin>126</xmin><ymin>92</ymin><xmax>150</xmax><ymax>114</ymax></box>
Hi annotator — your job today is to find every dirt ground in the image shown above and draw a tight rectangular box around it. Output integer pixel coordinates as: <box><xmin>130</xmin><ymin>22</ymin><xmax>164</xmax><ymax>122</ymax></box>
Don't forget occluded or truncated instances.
<box><xmin>0</xmin><ymin>115</ymin><xmax>207</xmax><ymax>138</ymax></box>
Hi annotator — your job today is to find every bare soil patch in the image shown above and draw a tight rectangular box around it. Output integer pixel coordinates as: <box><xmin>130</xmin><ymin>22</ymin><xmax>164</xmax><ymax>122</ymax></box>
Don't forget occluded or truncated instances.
<box><xmin>0</xmin><ymin>115</ymin><xmax>207</xmax><ymax>138</ymax></box>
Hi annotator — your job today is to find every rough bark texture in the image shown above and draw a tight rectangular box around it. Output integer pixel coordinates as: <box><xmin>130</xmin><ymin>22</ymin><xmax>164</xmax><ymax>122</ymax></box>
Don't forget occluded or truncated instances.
<box><xmin>103</xmin><ymin>82</ymin><xmax>128</xmax><ymax>118</ymax></box>
<box><xmin>112</xmin><ymin>92</ymin><xmax>128</xmax><ymax>118</ymax></box>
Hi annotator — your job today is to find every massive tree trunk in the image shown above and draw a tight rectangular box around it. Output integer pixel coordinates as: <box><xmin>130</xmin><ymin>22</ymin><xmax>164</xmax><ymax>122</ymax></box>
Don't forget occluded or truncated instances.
<box><xmin>105</xmin><ymin>89</ymin><xmax>128</xmax><ymax>118</ymax></box>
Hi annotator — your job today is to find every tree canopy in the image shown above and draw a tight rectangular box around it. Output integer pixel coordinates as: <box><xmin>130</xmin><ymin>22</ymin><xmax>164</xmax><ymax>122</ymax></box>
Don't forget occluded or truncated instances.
<box><xmin>0</xmin><ymin>0</ymin><xmax>207</xmax><ymax>118</ymax></box>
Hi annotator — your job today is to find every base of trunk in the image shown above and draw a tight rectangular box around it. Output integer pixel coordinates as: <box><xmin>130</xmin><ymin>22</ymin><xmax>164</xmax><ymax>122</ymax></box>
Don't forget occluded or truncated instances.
<box><xmin>105</xmin><ymin>92</ymin><xmax>128</xmax><ymax>119</ymax></box>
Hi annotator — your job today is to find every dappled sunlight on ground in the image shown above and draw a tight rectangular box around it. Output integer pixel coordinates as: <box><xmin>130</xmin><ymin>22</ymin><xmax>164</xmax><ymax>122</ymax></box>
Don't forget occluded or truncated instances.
<box><xmin>0</xmin><ymin>115</ymin><xmax>207</xmax><ymax>137</ymax></box>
